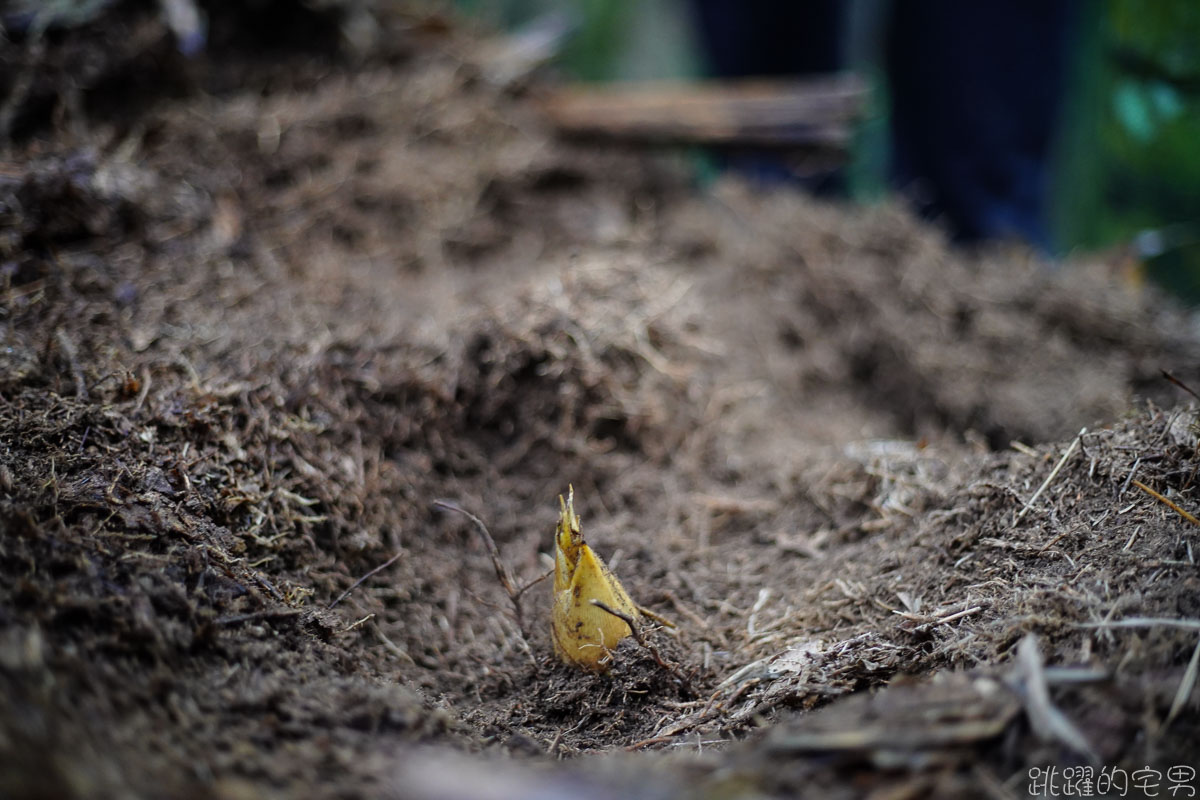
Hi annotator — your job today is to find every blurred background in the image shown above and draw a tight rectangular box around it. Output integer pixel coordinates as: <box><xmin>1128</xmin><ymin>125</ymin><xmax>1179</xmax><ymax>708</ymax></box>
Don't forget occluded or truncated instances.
<box><xmin>456</xmin><ymin>0</ymin><xmax>1200</xmax><ymax>301</ymax></box>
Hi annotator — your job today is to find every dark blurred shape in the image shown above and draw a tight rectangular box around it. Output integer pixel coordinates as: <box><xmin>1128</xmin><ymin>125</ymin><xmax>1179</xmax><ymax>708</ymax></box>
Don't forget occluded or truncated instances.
<box><xmin>690</xmin><ymin>0</ymin><xmax>846</xmax><ymax>77</ymax></box>
<box><xmin>689</xmin><ymin>0</ymin><xmax>1076</xmax><ymax>249</ymax></box>
<box><xmin>689</xmin><ymin>0</ymin><xmax>848</xmax><ymax>191</ymax></box>
<box><xmin>201</xmin><ymin>0</ymin><xmax>342</xmax><ymax>54</ymax></box>
<box><xmin>887</xmin><ymin>0</ymin><xmax>1074</xmax><ymax>249</ymax></box>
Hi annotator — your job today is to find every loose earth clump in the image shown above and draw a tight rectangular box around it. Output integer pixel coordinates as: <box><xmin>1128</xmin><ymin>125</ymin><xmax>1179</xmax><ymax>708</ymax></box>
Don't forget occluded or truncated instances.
<box><xmin>2</xmin><ymin>3</ymin><xmax>1199</xmax><ymax>798</ymax></box>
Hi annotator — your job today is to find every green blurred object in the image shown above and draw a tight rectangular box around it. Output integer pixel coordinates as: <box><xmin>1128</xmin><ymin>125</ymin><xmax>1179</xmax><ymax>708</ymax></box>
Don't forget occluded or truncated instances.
<box><xmin>1053</xmin><ymin>0</ymin><xmax>1200</xmax><ymax>301</ymax></box>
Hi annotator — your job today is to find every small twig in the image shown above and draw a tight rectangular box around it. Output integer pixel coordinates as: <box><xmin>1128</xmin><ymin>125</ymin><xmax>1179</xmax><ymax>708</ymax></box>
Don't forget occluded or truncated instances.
<box><xmin>214</xmin><ymin>608</ymin><xmax>303</xmax><ymax>626</ymax></box>
<box><xmin>254</xmin><ymin>573</ymin><xmax>285</xmax><ymax>602</ymax></box>
<box><xmin>935</xmin><ymin>605</ymin><xmax>983</xmax><ymax>626</ymax></box>
<box><xmin>747</xmin><ymin>587</ymin><xmax>771</xmax><ymax>637</ymax></box>
<box><xmin>1131</xmin><ymin>479</ymin><xmax>1200</xmax><ymax>528</ymax></box>
<box><xmin>328</xmin><ymin>550</ymin><xmax>405</xmax><ymax>610</ymax></box>
<box><xmin>592</xmin><ymin>599</ymin><xmax>694</xmax><ymax>694</ymax></box>
<box><xmin>660</xmin><ymin>589</ymin><xmax>710</xmax><ymax>631</ymax></box>
<box><xmin>343</xmin><ymin>614</ymin><xmax>375</xmax><ymax>632</ymax></box>
<box><xmin>1122</xmin><ymin>524</ymin><xmax>1142</xmax><ymax>551</ymax></box>
<box><xmin>1010</xmin><ymin>441</ymin><xmax>1039</xmax><ymax>457</ymax></box>
<box><xmin>1011</xmin><ymin>634</ymin><xmax>1099</xmax><ymax>763</ymax></box>
<box><xmin>1037</xmin><ymin>529</ymin><xmax>1071</xmax><ymax>555</ymax></box>
<box><xmin>1078</xmin><ymin>616</ymin><xmax>1200</xmax><ymax>631</ymax></box>
<box><xmin>373</xmin><ymin>622</ymin><xmax>415</xmax><ymax>665</ymax></box>
<box><xmin>433</xmin><ymin>500</ymin><xmax>519</xmax><ymax>594</ymax></box>
<box><xmin>1119</xmin><ymin>457</ymin><xmax>1141</xmax><ymax>497</ymax></box>
<box><xmin>625</xmin><ymin>734</ymin><xmax>678</xmax><ymax>751</ymax></box>
<box><xmin>1014</xmin><ymin>428</ymin><xmax>1085</xmax><ymax>525</ymax></box>
<box><xmin>549</xmin><ymin>716</ymin><xmax>588</xmax><ymax>758</ymax></box>
<box><xmin>132</xmin><ymin>368</ymin><xmax>151</xmax><ymax>414</ymax></box>
<box><xmin>55</xmin><ymin>328</ymin><xmax>88</xmax><ymax>400</ymax></box>
<box><xmin>513</xmin><ymin>568</ymin><xmax>553</xmax><ymax>601</ymax></box>
<box><xmin>1041</xmin><ymin>667</ymin><xmax>1109</xmax><ymax>685</ymax></box>
<box><xmin>1162</xmin><ymin>369</ymin><xmax>1200</xmax><ymax>403</ymax></box>
<box><xmin>1167</xmin><ymin>635</ymin><xmax>1200</xmax><ymax>727</ymax></box>
<box><xmin>433</xmin><ymin>500</ymin><xmax>535</xmax><ymax>642</ymax></box>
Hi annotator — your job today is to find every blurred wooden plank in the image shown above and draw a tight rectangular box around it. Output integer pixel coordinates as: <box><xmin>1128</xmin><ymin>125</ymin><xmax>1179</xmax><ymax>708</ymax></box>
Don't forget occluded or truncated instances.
<box><xmin>537</xmin><ymin>74</ymin><xmax>866</xmax><ymax>149</ymax></box>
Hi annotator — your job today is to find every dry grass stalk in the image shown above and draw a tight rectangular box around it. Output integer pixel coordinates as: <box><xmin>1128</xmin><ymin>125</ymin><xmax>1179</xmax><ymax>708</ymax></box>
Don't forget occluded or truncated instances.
<box><xmin>328</xmin><ymin>551</ymin><xmax>405</xmax><ymax>610</ymax></box>
<box><xmin>1167</xmin><ymin>636</ymin><xmax>1200</xmax><ymax>727</ymax></box>
<box><xmin>1131</xmin><ymin>479</ymin><xmax>1200</xmax><ymax>528</ymax></box>
<box><xmin>593</xmin><ymin>599</ymin><xmax>694</xmax><ymax>693</ymax></box>
<box><xmin>1011</xmin><ymin>634</ymin><xmax>1098</xmax><ymax>763</ymax></box>
<box><xmin>432</xmin><ymin>499</ymin><xmax>545</xmax><ymax>645</ymax></box>
<box><xmin>1014</xmin><ymin>428</ymin><xmax>1085</xmax><ymax>525</ymax></box>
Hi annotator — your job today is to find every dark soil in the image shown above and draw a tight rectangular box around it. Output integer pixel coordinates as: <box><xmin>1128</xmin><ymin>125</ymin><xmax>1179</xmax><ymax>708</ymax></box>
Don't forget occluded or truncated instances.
<box><xmin>3</xmin><ymin>3</ymin><xmax>1200</xmax><ymax>798</ymax></box>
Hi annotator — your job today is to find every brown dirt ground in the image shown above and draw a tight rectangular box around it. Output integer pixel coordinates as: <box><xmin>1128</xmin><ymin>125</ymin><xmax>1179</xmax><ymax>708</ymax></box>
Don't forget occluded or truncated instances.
<box><xmin>2</xmin><ymin>4</ymin><xmax>1200</xmax><ymax>798</ymax></box>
